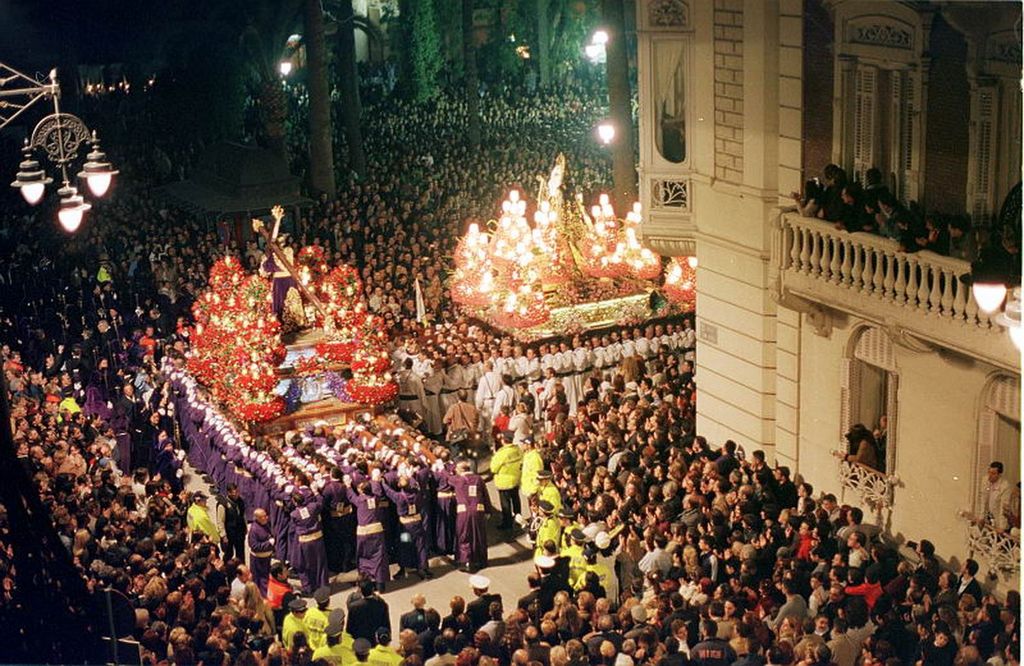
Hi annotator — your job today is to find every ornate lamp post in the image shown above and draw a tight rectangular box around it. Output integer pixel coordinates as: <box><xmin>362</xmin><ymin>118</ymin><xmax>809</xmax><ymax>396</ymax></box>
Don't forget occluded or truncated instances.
<box><xmin>2</xmin><ymin>63</ymin><xmax>118</xmax><ymax>232</ymax></box>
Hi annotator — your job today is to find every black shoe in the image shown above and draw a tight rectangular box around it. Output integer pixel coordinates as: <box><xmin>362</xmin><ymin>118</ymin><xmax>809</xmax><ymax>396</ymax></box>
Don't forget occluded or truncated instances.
<box><xmin>378</xmin><ymin>581</ymin><xmax>387</xmax><ymax>593</ymax></box>
<box><xmin>421</xmin><ymin>568</ymin><xmax>435</xmax><ymax>579</ymax></box>
<box><xmin>395</xmin><ymin>568</ymin><xmax>406</xmax><ymax>579</ymax></box>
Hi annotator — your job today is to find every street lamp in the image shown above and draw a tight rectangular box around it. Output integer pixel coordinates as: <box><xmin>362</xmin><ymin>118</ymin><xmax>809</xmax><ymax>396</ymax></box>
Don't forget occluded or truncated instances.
<box><xmin>597</xmin><ymin>121</ymin><xmax>616</xmax><ymax>145</ymax></box>
<box><xmin>2</xmin><ymin>64</ymin><xmax>117</xmax><ymax>232</ymax></box>
<box><xmin>585</xmin><ymin>30</ymin><xmax>609</xmax><ymax>64</ymax></box>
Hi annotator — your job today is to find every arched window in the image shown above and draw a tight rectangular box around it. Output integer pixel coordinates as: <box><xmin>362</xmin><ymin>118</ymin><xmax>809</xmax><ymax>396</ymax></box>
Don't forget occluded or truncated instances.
<box><xmin>974</xmin><ymin>374</ymin><xmax>1021</xmax><ymax>519</ymax></box>
<box><xmin>840</xmin><ymin>326</ymin><xmax>898</xmax><ymax>473</ymax></box>
<box><xmin>832</xmin><ymin>3</ymin><xmax>929</xmax><ymax>203</ymax></box>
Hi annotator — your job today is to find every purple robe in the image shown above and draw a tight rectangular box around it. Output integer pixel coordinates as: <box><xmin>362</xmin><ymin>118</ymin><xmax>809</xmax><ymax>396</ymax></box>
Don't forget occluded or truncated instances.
<box><xmin>322</xmin><ymin>479</ymin><xmax>356</xmax><ymax>572</ymax></box>
<box><xmin>262</xmin><ymin>256</ymin><xmax>297</xmax><ymax>319</ymax></box>
<box><xmin>449</xmin><ymin>472</ymin><xmax>493</xmax><ymax>567</ymax></box>
<box><xmin>346</xmin><ymin>484</ymin><xmax>391</xmax><ymax>586</ymax></box>
<box><xmin>433</xmin><ymin>467</ymin><xmax>457</xmax><ymax>556</ymax></box>
<box><xmin>248</xmin><ymin>519</ymin><xmax>275</xmax><ymax>595</ymax></box>
<box><xmin>382</xmin><ymin>476</ymin><xmax>428</xmax><ymax>570</ymax></box>
<box><xmin>291</xmin><ymin>497</ymin><xmax>329</xmax><ymax>593</ymax></box>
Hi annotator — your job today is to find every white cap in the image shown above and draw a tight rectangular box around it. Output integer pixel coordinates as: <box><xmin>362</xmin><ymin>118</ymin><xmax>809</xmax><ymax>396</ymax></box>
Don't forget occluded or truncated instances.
<box><xmin>468</xmin><ymin>574</ymin><xmax>490</xmax><ymax>590</ymax></box>
<box><xmin>534</xmin><ymin>555</ymin><xmax>556</xmax><ymax>569</ymax></box>
<box><xmin>594</xmin><ymin>532</ymin><xmax>611</xmax><ymax>550</ymax></box>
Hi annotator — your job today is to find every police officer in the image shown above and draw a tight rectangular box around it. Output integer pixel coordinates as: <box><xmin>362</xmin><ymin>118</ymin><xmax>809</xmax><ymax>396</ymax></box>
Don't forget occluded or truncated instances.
<box><xmin>535</xmin><ymin>470</ymin><xmax>562</xmax><ymax>515</ymax></box>
<box><xmin>304</xmin><ymin>586</ymin><xmax>332</xmax><ymax>650</ymax></box>
<box><xmin>533</xmin><ymin>499</ymin><xmax>560</xmax><ymax>557</ymax></box>
<box><xmin>312</xmin><ymin>609</ymin><xmax>354</xmax><ymax>665</ymax></box>
<box><xmin>491</xmin><ymin>432</ymin><xmax>523</xmax><ymax>530</ymax></box>
<box><xmin>282</xmin><ymin>598</ymin><xmax>308</xmax><ymax>650</ymax></box>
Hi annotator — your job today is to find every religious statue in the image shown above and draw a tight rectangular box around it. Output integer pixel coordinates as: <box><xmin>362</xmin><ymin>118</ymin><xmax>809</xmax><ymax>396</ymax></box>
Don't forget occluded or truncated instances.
<box><xmin>256</xmin><ymin>206</ymin><xmax>306</xmax><ymax>332</ymax></box>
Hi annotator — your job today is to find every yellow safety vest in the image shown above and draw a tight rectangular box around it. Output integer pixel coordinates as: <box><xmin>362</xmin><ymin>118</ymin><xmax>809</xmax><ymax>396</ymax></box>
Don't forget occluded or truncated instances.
<box><xmin>521</xmin><ymin>451</ymin><xmax>544</xmax><ymax>496</ymax></box>
<box><xmin>186</xmin><ymin>504</ymin><xmax>220</xmax><ymax>541</ymax></box>
<box><xmin>535</xmin><ymin>516</ymin><xmax>562</xmax><ymax>556</ymax></box>
<box><xmin>282</xmin><ymin>612</ymin><xmax>307</xmax><ymax>650</ymax></box>
<box><xmin>560</xmin><ymin>521</ymin><xmax>581</xmax><ymax>551</ymax></box>
<box><xmin>312</xmin><ymin>633</ymin><xmax>355</xmax><ymax>665</ymax></box>
<box><xmin>563</xmin><ymin>544</ymin><xmax>585</xmax><ymax>586</ymax></box>
<box><xmin>574</xmin><ymin>562</ymin><xmax>612</xmax><ymax>591</ymax></box>
<box><xmin>304</xmin><ymin>607</ymin><xmax>329</xmax><ymax>650</ymax></box>
<box><xmin>368</xmin><ymin>645</ymin><xmax>403</xmax><ymax>666</ymax></box>
<box><xmin>491</xmin><ymin>444</ymin><xmax>523</xmax><ymax>490</ymax></box>
<box><xmin>539</xmin><ymin>483</ymin><xmax>562</xmax><ymax>514</ymax></box>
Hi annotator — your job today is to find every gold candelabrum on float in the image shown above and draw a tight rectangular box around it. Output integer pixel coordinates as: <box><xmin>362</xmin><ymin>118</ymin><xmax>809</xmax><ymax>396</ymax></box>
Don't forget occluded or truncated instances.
<box><xmin>451</xmin><ymin>155</ymin><xmax>664</xmax><ymax>338</ymax></box>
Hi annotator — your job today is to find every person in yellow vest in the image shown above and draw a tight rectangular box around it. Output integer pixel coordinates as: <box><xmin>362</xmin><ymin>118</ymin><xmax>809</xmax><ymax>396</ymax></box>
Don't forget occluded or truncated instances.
<box><xmin>312</xmin><ymin>609</ymin><xmax>355</xmax><ymax>665</ymax></box>
<box><xmin>282</xmin><ymin>597</ymin><xmax>309</xmax><ymax>650</ymax></box>
<box><xmin>574</xmin><ymin>547</ymin><xmax>613</xmax><ymax>596</ymax></box>
<box><xmin>533</xmin><ymin>499</ymin><xmax>561</xmax><ymax>557</ymax></box>
<box><xmin>563</xmin><ymin>528</ymin><xmax>588</xmax><ymax>587</ymax></box>
<box><xmin>186</xmin><ymin>492</ymin><xmax>220</xmax><ymax>543</ymax></box>
<box><xmin>557</xmin><ymin>507</ymin><xmax>582</xmax><ymax>552</ymax></box>
<box><xmin>520</xmin><ymin>438</ymin><xmax>544</xmax><ymax>504</ymax></box>
<box><xmin>491</xmin><ymin>433</ymin><xmax>524</xmax><ymax>530</ymax></box>
<box><xmin>536</xmin><ymin>470</ymin><xmax>562</xmax><ymax>514</ymax></box>
<box><xmin>368</xmin><ymin>629</ymin><xmax>403</xmax><ymax>666</ymax></box>
<box><xmin>303</xmin><ymin>586</ymin><xmax>331</xmax><ymax>650</ymax></box>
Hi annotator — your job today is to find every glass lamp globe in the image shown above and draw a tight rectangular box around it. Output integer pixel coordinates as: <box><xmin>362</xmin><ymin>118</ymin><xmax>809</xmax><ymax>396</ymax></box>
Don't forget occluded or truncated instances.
<box><xmin>972</xmin><ymin>282</ymin><xmax>1008</xmax><ymax>314</ymax></box>
<box><xmin>78</xmin><ymin>134</ymin><xmax>119</xmax><ymax>197</ymax></box>
<box><xmin>57</xmin><ymin>185</ymin><xmax>91</xmax><ymax>233</ymax></box>
<box><xmin>11</xmin><ymin>143</ymin><xmax>52</xmax><ymax>206</ymax></box>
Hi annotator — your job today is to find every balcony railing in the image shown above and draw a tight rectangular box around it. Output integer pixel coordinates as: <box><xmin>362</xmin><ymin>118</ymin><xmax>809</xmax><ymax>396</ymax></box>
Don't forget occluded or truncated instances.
<box><xmin>773</xmin><ymin>212</ymin><xmax>1018</xmax><ymax>371</ymax></box>
<box><xmin>832</xmin><ymin>450</ymin><xmax>899</xmax><ymax>518</ymax></box>
<box><xmin>958</xmin><ymin>511</ymin><xmax>1021</xmax><ymax>579</ymax></box>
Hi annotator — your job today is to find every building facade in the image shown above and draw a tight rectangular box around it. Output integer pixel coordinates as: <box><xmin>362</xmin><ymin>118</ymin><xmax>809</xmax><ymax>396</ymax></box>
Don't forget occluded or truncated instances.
<box><xmin>636</xmin><ymin>0</ymin><xmax>1021</xmax><ymax>590</ymax></box>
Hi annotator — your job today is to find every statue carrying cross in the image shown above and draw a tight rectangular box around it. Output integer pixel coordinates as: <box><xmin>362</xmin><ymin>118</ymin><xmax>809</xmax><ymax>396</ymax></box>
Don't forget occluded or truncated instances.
<box><xmin>254</xmin><ymin>205</ymin><xmax>330</xmax><ymax>332</ymax></box>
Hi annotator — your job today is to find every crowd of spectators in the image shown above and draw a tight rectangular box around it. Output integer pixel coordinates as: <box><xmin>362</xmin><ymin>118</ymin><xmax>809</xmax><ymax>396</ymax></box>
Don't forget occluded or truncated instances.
<box><xmin>790</xmin><ymin>165</ymin><xmax>981</xmax><ymax>260</ymax></box>
<box><xmin>0</xmin><ymin>72</ymin><xmax>1019</xmax><ymax>666</ymax></box>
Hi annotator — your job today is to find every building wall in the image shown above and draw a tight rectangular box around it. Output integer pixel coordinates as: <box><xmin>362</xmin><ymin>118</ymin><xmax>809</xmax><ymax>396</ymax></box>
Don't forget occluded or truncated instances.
<box><xmin>801</xmin><ymin>0</ymin><xmax>834</xmax><ymax>178</ymax></box>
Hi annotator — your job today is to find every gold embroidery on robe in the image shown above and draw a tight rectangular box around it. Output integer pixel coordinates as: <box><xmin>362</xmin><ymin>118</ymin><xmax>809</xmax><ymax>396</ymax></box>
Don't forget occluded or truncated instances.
<box><xmin>282</xmin><ymin>287</ymin><xmax>307</xmax><ymax>332</ymax></box>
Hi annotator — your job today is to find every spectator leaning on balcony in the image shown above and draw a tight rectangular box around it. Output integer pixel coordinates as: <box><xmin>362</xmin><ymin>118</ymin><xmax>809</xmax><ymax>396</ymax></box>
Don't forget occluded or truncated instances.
<box><xmin>817</xmin><ymin>163</ymin><xmax>849</xmax><ymax>222</ymax></box>
<box><xmin>839</xmin><ymin>423</ymin><xmax>880</xmax><ymax>470</ymax></box>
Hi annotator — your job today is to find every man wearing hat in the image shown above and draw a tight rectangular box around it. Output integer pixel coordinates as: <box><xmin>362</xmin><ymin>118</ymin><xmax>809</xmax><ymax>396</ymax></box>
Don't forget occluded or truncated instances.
<box><xmin>557</xmin><ymin>507</ymin><xmax>582</xmax><ymax>552</ymax></box>
<box><xmin>312</xmin><ymin>609</ymin><xmax>354</xmax><ymax>665</ymax></box>
<box><xmin>563</xmin><ymin>528</ymin><xmax>589</xmax><ymax>587</ymax></box>
<box><xmin>186</xmin><ymin>492</ymin><xmax>220</xmax><ymax>544</ymax></box>
<box><xmin>534</xmin><ymin>500</ymin><xmax>561</xmax><ymax>558</ymax></box>
<box><xmin>466</xmin><ymin>575</ymin><xmax>502</xmax><ymax>631</ymax></box>
<box><xmin>520</xmin><ymin>438</ymin><xmax>544</xmax><ymax>505</ymax></box>
<box><xmin>352</xmin><ymin>638</ymin><xmax>373</xmax><ymax>663</ymax></box>
<box><xmin>447</xmin><ymin>460</ymin><xmax>494</xmax><ymax>572</ymax></box>
<box><xmin>304</xmin><ymin>586</ymin><xmax>332</xmax><ymax>650</ymax></box>
<box><xmin>282</xmin><ymin>597</ymin><xmax>308</xmax><ymax>650</ymax></box>
<box><xmin>247</xmin><ymin>508</ymin><xmax>275</xmax><ymax>595</ymax></box>
<box><xmin>490</xmin><ymin>432</ymin><xmax>523</xmax><ymax>530</ymax></box>
<box><xmin>536</xmin><ymin>469</ymin><xmax>562</xmax><ymax>514</ymax></box>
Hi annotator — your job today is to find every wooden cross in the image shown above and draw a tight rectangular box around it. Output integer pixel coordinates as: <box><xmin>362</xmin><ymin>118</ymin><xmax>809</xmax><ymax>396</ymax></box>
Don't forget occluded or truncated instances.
<box><xmin>252</xmin><ymin>205</ymin><xmax>331</xmax><ymax>321</ymax></box>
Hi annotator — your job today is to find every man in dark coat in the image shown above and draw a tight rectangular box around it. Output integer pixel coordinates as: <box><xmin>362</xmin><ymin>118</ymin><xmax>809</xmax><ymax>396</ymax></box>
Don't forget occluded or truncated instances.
<box><xmin>347</xmin><ymin>578</ymin><xmax>391</xmax><ymax>645</ymax></box>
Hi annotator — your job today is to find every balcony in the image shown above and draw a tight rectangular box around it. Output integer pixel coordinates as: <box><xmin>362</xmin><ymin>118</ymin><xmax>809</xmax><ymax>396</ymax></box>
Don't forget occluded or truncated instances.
<box><xmin>772</xmin><ymin>211</ymin><xmax>1019</xmax><ymax>372</ymax></box>
<box><xmin>958</xmin><ymin>511</ymin><xmax>1021</xmax><ymax>580</ymax></box>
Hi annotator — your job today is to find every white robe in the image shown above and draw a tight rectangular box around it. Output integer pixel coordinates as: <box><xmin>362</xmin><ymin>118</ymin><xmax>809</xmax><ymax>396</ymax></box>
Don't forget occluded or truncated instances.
<box><xmin>422</xmin><ymin>370</ymin><xmax>444</xmax><ymax>435</ymax></box>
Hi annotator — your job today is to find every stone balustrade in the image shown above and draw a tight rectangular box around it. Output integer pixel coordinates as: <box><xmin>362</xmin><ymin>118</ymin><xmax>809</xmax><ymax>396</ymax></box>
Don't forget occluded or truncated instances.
<box><xmin>774</xmin><ymin>212</ymin><xmax>1018</xmax><ymax>371</ymax></box>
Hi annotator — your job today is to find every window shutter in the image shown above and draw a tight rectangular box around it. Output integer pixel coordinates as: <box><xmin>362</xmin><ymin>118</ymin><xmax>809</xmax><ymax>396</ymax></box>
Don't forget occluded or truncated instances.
<box><xmin>853</xmin><ymin>65</ymin><xmax>877</xmax><ymax>186</ymax></box>
<box><xmin>969</xmin><ymin>85</ymin><xmax>998</xmax><ymax>226</ymax></box>
<box><xmin>839</xmin><ymin>357</ymin><xmax>862</xmax><ymax>447</ymax></box>
<box><xmin>884</xmin><ymin>372</ymin><xmax>899</xmax><ymax>474</ymax></box>
<box><xmin>897</xmin><ymin>69</ymin><xmax>918</xmax><ymax>203</ymax></box>
<box><xmin>975</xmin><ymin>409</ymin><xmax>996</xmax><ymax>515</ymax></box>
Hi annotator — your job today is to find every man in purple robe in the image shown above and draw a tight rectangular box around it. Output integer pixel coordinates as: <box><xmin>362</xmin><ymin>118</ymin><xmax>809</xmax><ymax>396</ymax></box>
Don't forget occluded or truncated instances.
<box><xmin>248</xmin><ymin>508</ymin><xmax>275</xmax><ymax>596</ymax></box>
<box><xmin>448</xmin><ymin>460</ymin><xmax>494</xmax><ymax>572</ymax></box>
<box><xmin>346</xmin><ymin>476</ymin><xmax>391</xmax><ymax>592</ymax></box>
<box><xmin>322</xmin><ymin>468</ymin><xmax>357</xmax><ymax>573</ymax></box>
<box><xmin>433</xmin><ymin>458</ymin><xmax>457</xmax><ymax>557</ymax></box>
<box><xmin>291</xmin><ymin>492</ymin><xmax>329</xmax><ymax>594</ymax></box>
<box><xmin>382</xmin><ymin>471</ymin><xmax>433</xmax><ymax>580</ymax></box>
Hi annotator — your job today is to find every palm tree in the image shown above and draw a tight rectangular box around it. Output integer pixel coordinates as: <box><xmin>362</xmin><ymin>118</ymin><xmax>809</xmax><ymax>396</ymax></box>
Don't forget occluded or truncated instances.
<box><xmin>463</xmin><ymin>0</ymin><xmax>481</xmax><ymax>147</ymax></box>
<box><xmin>305</xmin><ymin>0</ymin><xmax>336</xmax><ymax>196</ymax></box>
<box><xmin>237</xmin><ymin>0</ymin><xmax>303</xmax><ymax>159</ymax></box>
<box><xmin>602</xmin><ymin>0</ymin><xmax>637</xmax><ymax>210</ymax></box>
<box><xmin>325</xmin><ymin>0</ymin><xmax>367</xmax><ymax>178</ymax></box>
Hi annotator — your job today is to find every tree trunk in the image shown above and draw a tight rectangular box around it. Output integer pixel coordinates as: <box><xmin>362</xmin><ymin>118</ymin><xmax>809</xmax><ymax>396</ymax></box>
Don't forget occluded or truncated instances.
<box><xmin>260</xmin><ymin>79</ymin><xmax>288</xmax><ymax>159</ymax></box>
<box><xmin>536</xmin><ymin>0</ymin><xmax>551</xmax><ymax>88</ymax></box>
<box><xmin>463</xmin><ymin>0</ymin><xmax>481</xmax><ymax>147</ymax></box>
<box><xmin>337</xmin><ymin>0</ymin><xmax>367</xmax><ymax>177</ymax></box>
<box><xmin>602</xmin><ymin>0</ymin><xmax>637</xmax><ymax>211</ymax></box>
<box><xmin>305</xmin><ymin>0</ymin><xmax>336</xmax><ymax>198</ymax></box>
